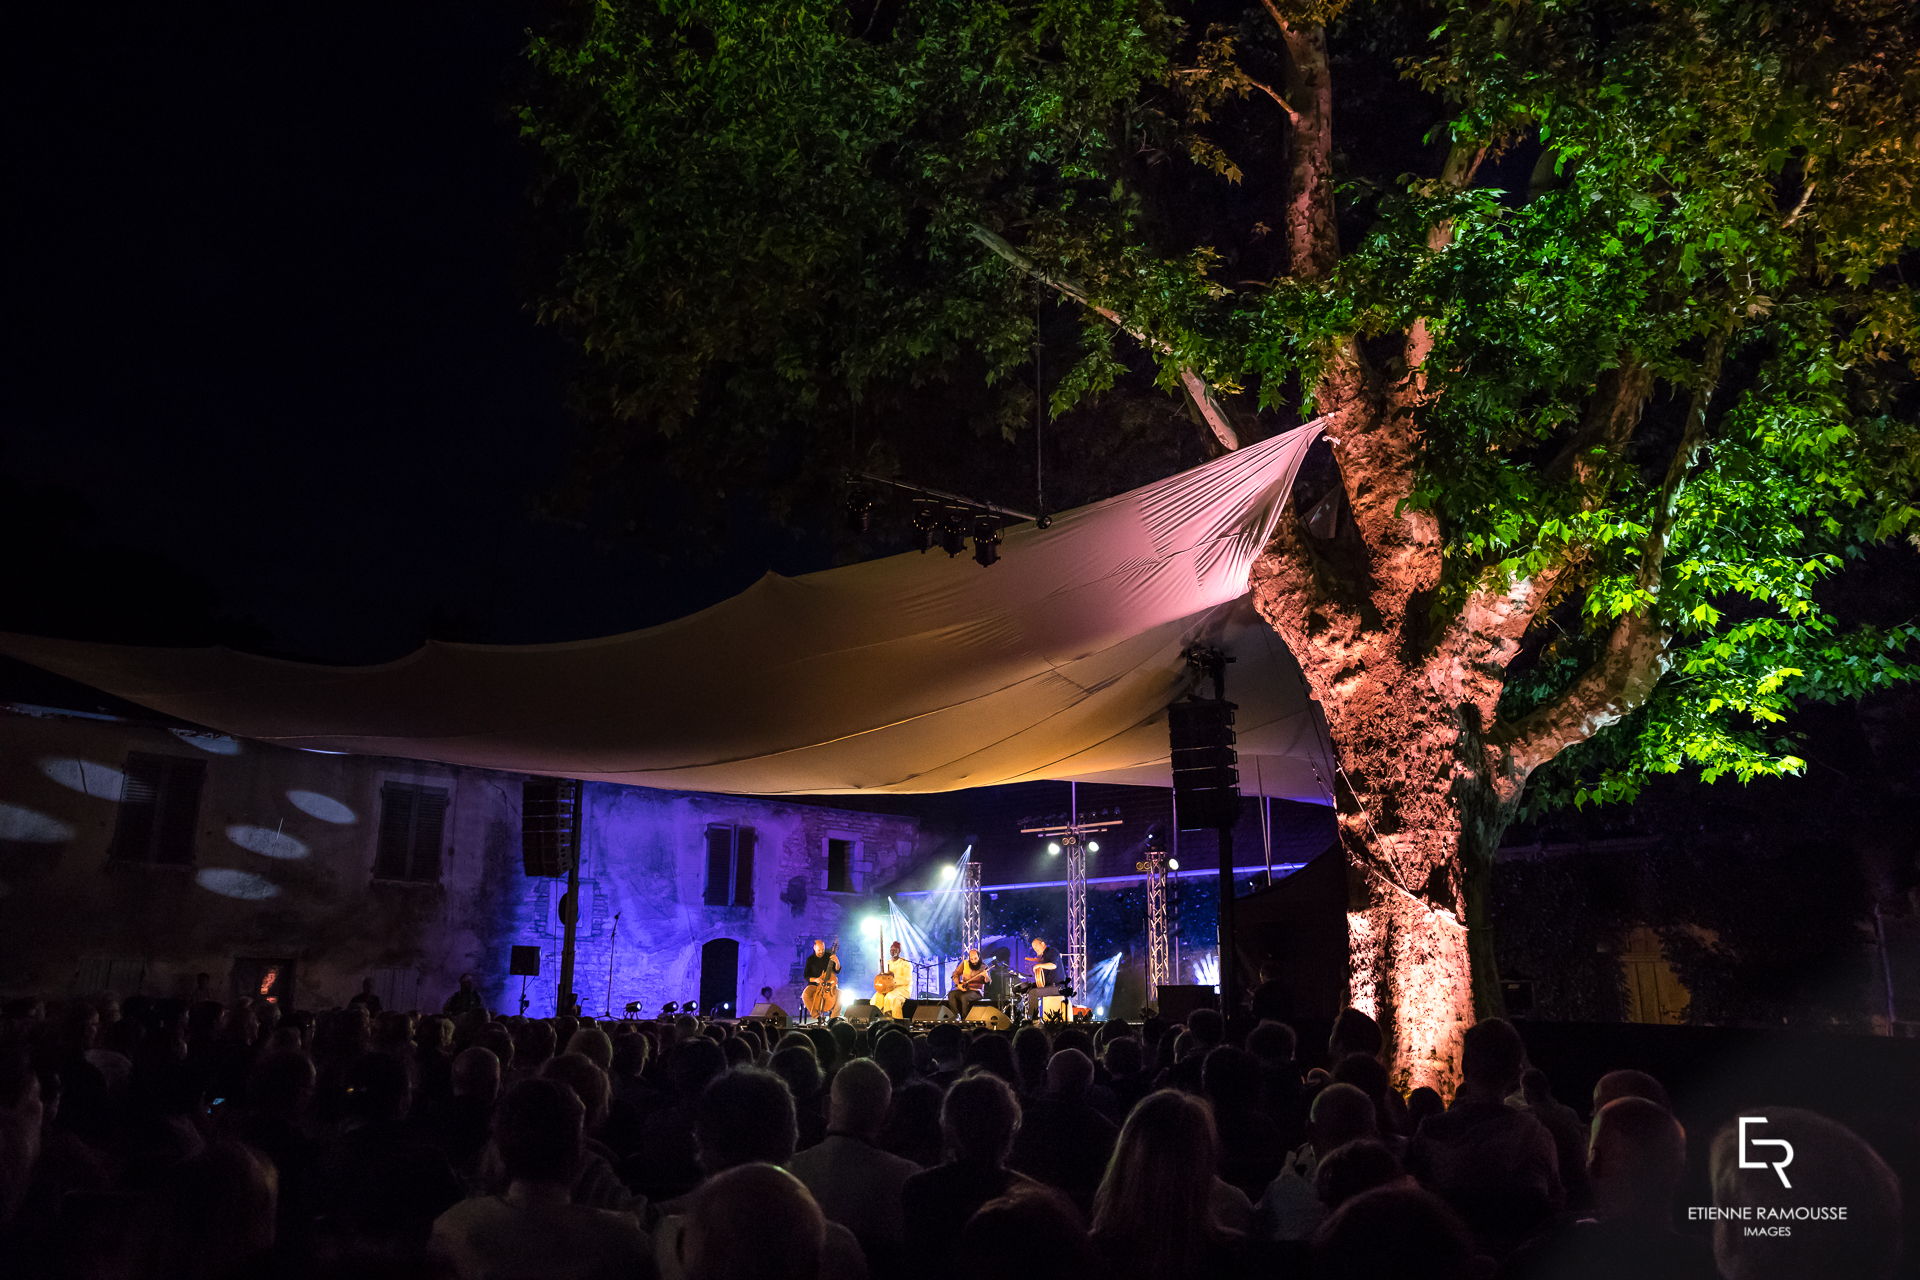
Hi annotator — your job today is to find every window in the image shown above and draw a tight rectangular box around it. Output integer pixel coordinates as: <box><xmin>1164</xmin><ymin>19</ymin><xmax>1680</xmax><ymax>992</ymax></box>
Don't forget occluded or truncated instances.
<box><xmin>233</xmin><ymin>957</ymin><xmax>296</xmax><ymax>1007</ymax></box>
<box><xmin>108</xmin><ymin>752</ymin><xmax>206</xmax><ymax>865</ymax></box>
<box><xmin>826</xmin><ymin>838</ymin><xmax>855</xmax><ymax>893</ymax></box>
<box><xmin>374</xmin><ymin>782</ymin><xmax>449</xmax><ymax>882</ymax></box>
<box><xmin>703</xmin><ymin>824</ymin><xmax>755</xmax><ymax>907</ymax></box>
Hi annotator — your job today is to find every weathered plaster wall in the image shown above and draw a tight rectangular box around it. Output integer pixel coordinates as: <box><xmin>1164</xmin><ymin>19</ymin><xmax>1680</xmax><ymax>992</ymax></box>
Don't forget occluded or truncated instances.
<box><xmin>0</xmin><ymin>706</ymin><xmax>920</xmax><ymax>1015</ymax></box>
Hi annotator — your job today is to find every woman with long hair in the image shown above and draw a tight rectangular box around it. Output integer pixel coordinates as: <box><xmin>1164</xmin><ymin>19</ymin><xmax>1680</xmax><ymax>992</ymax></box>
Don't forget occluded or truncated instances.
<box><xmin>1090</xmin><ymin>1089</ymin><xmax>1256</xmax><ymax>1280</ymax></box>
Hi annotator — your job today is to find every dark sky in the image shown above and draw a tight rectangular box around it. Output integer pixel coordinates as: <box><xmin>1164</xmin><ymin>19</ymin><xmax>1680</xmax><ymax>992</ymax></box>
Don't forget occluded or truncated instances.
<box><xmin>4</xmin><ymin>3</ymin><xmax>813</xmax><ymax>665</ymax></box>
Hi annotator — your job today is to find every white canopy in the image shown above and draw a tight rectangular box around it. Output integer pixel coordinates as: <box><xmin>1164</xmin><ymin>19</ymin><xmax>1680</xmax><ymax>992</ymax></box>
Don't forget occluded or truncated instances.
<box><xmin>3</xmin><ymin>423</ymin><xmax>1334</xmax><ymax>803</ymax></box>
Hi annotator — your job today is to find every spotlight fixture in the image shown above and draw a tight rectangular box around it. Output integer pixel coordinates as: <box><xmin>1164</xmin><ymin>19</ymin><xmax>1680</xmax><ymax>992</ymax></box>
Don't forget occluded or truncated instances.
<box><xmin>682</xmin><ymin>997</ymin><xmax>696</xmax><ymax>1011</ymax></box>
<box><xmin>940</xmin><ymin>864</ymin><xmax>958</xmax><ymax>882</ymax></box>
<box><xmin>660</xmin><ymin>1001</ymin><xmax>678</xmax><ymax>1015</ymax></box>
<box><xmin>1047</xmin><ymin>841</ymin><xmax>1062</xmax><ymax>856</ymax></box>
<box><xmin>845</xmin><ymin>490</ymin><xmax>873</xmax><ymax>535</ymax></box>
<box><xmin>1168</xmin><ymin>858</ymin><xmax>1180</xmax><ymax>871</ymax></box>
<box><xmin>971</xmin><ymin>518</ymin><xmax>1001</xmax><ymax>568</ymax></box>
<box><xmin>940</xmin><ymin>515</ymin><xmax>968</xmax><ymax>557</ymax></box>
<box><xmin>911</xmin><ymin>502</ymin><xmax>937</xmax><ymax>553</ymax></box>
<box><xmin>1087</xmin><ymin>840</ymin><xmax>1099</xmax><ymax>853</ymax></box>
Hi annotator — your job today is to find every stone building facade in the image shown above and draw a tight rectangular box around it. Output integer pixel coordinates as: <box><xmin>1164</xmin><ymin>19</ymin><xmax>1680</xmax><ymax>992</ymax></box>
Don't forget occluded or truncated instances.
<box><xmin>0</xmin><ymin>702</ymin><xmax>920</xmax><ymax>1015</ymax></box>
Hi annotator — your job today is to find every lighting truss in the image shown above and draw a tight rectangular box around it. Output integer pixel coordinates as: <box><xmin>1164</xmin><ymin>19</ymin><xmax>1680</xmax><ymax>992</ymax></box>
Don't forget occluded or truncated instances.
<box><xmin>1140</xmin><ymin>851</ymin><xmax>1171</xmax><ymax>999</ymax></box>
<box><xmin>961</xmin><ymin>860</ymin><xmax>982</xmax><ymax>953</ymax></box>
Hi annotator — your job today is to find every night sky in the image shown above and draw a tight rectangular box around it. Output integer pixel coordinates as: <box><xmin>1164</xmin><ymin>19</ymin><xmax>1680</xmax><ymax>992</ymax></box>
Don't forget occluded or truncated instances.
<box><xmin>4</xmin><ymin>3</ymin><xmax>817</xmax><ymax>666</ymax></box>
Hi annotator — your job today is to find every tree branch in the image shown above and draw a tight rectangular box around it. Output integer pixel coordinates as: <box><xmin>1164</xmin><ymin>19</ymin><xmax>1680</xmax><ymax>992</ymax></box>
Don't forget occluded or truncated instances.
<box><xmin>1405</xmin><ymin>139</ymin><xmax>1489</xmax><ymax>389</ymax></box>
<box><xmin>969</xmin><ymin>225</ymin><xmax>1241</xmax><ymax>450</ymax></box>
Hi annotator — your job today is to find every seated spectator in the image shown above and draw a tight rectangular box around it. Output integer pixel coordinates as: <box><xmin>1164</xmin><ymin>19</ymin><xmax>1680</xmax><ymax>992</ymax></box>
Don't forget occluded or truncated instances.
<box><xmin>567</xmin><ymin>1028</ymin><xmax>613</xmax><ymax>1073</ymax></box>
<box><xmin>1246</xmin><ymin>1020</ymin><xmax>1305</xmax><ymax>1149</ymax></box>
<box><xmin>1091</xmin><ymin>1088</ymin><xmax>1257</xmax><ymax>1280</ymax></box>
<box><xmin>875</xmin><ymin>1079</ymin><xmax>943</xmax><ymax>1168</ymax></box>
<box><xmin>163</xmin><ymin>1140</ymin><xmax>280</xmax><ymax>1280</ymax></box>
<box><xmin>1204</xmin><ymin>1045</ymin><xmax>1286</xmax><ymax>1198</ymax></box>
<box><xmin>1313</xmin><ymin>1184</ymin><xmax>1485</xmax><ymax>1280</ymax></box>
<box><xmin>1593</xmin><ymin>1068</ymin><xmax>1672</xmax><ymax>1113</ymax></box>
<box><xmin>629</xmin><ymin>1037</ymin><xmax>725</xmax><ymax>1203</ymax></box>
<box><xmin>786</xmin><ymin>1057</ymin><xmax>918</xmax><ymax>1262</ymax></box>
<box><xmin>1406</xmin><ymin>1018</ymin><xmax>1560</xmax><ymax>1256</ymax></box>
<box><xmin>921</xmin><ymin>1023</ymin><xmax>963</xmax><ymax>1086</ymax></box>
<box><xmin>430</xmin><ymin>1078</ymin><xmax>650</xmax><ymax>1280</ymax></box>
<box><xmin>1708</xmin><ymin>1107</ymin><xmax>1902</xmax><ymax>1280</ymax></box>
<box><xmin>958</xmin><ymin>1184</ymin><xmax>1096</xmax><ymax>1280</ymax></box>
<box><xmin>963</xmin><ymin>1033</ymin><xmax>1018</xmax><ymax>1086</ymax></box>
<box><xmin>683</xmin><ymin>1163</ymin><xmax>820</xmax><ymax>1280</ymax></box>
<box><xmin>1331</xmin><ymin>1052</ymin><xmax>1403</xmax><ymax>1150</ymax></box>
<box><xmin>312</xmin><ymin>1051</ymin><xmax>463</xmax><ymax>1248</ymax></box>
<box><xmin>1522</xmin><ymin>1066</ymin><xmax>1591</xmax><ymax>1210</ymax></box>
<box><xmin>1312</xmin><ymin>1138</ymin><xmax>1409</xmax><ymax>1212</ymax></box>
<box><xmin>767</xmin><ymin>1044</ymin><xmax>827</xmax><ymax>1150</ymax></box>
<box><xmin>653</xmin><ymin>1067</ymin><xmax>865</xmax><ymax>1280</ymax></box>
<box><xmin>1256</xmin><ymin>1080</ymin><xmax>1377</xmax><ymax>1242</ymax></box>
<box><xmin>903</xmin><ymin>1072</ymin><xmax>1039</xmax><ymax>1272</ymax></box>
<box><xmin>1506</xmin><ymin>1095</ymin><xmax>1711</xmax><ymax>1280</ymax></box>
<box><xmin>1099</xmin><ymin>1035</ymin><xmax>1152</xmax><ymax>1121</ymax></box>
<box><xmin>1406</xmin><ymin>1085</ymin><xmax>1445</xmax><ymax>1135</ymax></box>
<box><xmin>431</xmin><ymin>1047</ymin><xmax>500</xmax><ymax>1180</ymax></box>
<box><xmin>1010</xmin><ymin>1048</ymin><xmax>1119</xmax><ymax>1213</ymax></box>
<box><xmin>540</xmin><ymin>1053</ymin><xmax>628</xmax><ymax>1208</ymax></box>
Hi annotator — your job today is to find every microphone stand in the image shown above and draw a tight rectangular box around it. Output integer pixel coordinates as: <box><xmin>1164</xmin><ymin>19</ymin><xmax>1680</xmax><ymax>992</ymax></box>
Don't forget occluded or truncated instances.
<box><xmin>604</xmin><ymin>911</ymin><xmax>621</xmax><ymax>1018</ymax></box>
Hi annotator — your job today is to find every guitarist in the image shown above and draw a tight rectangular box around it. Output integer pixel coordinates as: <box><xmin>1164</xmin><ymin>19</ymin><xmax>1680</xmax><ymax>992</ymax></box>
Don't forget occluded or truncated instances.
<box><xmin>946</xmin><ymin>947</ymin><xmax>991</xmax><ymax>1020</ymax></box>
<box><xmin>802</xmin><ymin>938</ymin><xmax>840</xmax><ymax>1024</ymax></box>
<box><xmin>1021</xmin><ymin>936</ymin><xmax>1063</xmax><ymax>1019</ymax></box>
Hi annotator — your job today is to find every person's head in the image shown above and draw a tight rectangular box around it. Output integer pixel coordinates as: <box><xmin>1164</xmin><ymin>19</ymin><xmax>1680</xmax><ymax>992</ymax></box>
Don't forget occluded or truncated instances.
<box><xmin>1709</xmin><ymin>1108</ymin><xmax>1901</xmax><ymax>1280</ymax></box>
<box><xmin>611</xmin><ymin>1030</ymin><xmax>650</xmax><ymax>1079</ymax></box>
<box><xmin>1406</xmin><ymin>1085</ymin><xmax>1444</xmax><ymax>1134</ymax></box>
<box><xmin>965</xmin><ymin>1032</ymin><xmax>1018</xmax><ymax>1085</ymax></box>
<box><xmin>1013</xmin><ymin>1025</ymin><xmax>1050</xmax><ymax>1080</ymax></box>
<box><xmin>1101</xmin><ymin>1035</ymin><xmax>1143</xmax><ymax>1078</ymax></box>
<box><xmin>1202</xmin><ymin>1045</ymin><xmax>1260</xmax><ymax>1113</ymax></box>
<box><xmin>515</xmin><ymin>1019</ymin><xmax>557</xmax><ymax>1068</ymax></box>
<box><xmin>768</xmin><ymin>1044</ymin><xmax>824</xmax><ymax>1107</ymax></box>
<box><xmin>1587</xmin><ymin>1096</ymin><xmax>1685</xmax><ymax>1220</ymax></box>
<box><xmin>1313</xmin><ymin>1139</ymin><xmax>1409</xmax><ymax>1211</ymax></box>
<box><xmin>942</xmin><ymin>1070</ymin><xmax>1021</xmax><ymax>1165</ymax></box>
<box><xmin>1309</xmin><ymin>1082</ymin><xmax>1379</xmax><ymax>1155</ymax></box>
<box><xmin>812</xmin><ymin>939</ymin><xmax>826</xmax><ymax>957</ymax></box>
<box><xmin>1031</xmin><ymin>937</ymin><xmax>1046</xmax><ymax>955</ymax></box>
<box><xmin>1185</xmin><ymin>1007</ymin><xmax>1225</xmax><ymax>1049</ymax></box>
<box><xmin>248</xmin><ymin>1050</ymin><xmax>316</xmax><ymax>1118</ymax></box>
<box><xmin>1247</xmin><ymin>1019</ymin><xmax>1297</xmax><ymax>1066</ymax></box>
<box><xmin>667</xmin><ymin>1037</ymin><xmax>728</xmax><ymax>1100</ymax></box>
<box><xmin>1328</xmin><ymin>1007</ymin><xmax>1383</xmax><ymax>1062</ymax></box>
<box><xmin>1312</xmin><ymin>1186</ymin><xmax>1480</xmax><ymax>1280</ymax></box>
<box><xmin>477</xmin><ymin>1021</ymin><xmax>514</xmax><ymax>1069</ymax></box>
<box><xmin>889</xmin><ymin>941</ymin><xmax>902</xmax><ymax>958</ymax></box>
<box><xmin>1519</xmin><ymin>1066</ymin><xmax>1557</xmax><ymax>1108</ymax></box>
<box><xmin>673</xmin><ymin>1013</ymin><xmax>701</xmax><ymax>1043</ymax></box>
<box><xmin>827</xmin><ymin>1057</ymin><xmax>892</xmax><ymax>1139</ymax></box>
<box><xmin>168</xmin><ymin>1140</ymin><xmax>279</xmax><ymax>1275</ymax></box>
<box><xmin>458</xmin><ymin>972</ymin><xmax>476</xmax><ymax>992</ymax></box>
<box><xmin>873</xmin><ymin>1030</ymin><xmax>914</xmax><ymax>1084</ymax></box>
<box><xmin>960</xmin><ymin>1185</ymin><xmax>1094</xmax><ymax>1280</ymax></box>
<box><xmin>696</xmin><ymin>1068</ymin><xmax>798</xmax><ymax>1172</ymax></box>
<box><xmin>1092</xmin><ymin>1090</ymin><xmax>1221</xmax><ymax>1269</ymax></box>
<box><xmin>341</xmin><ymin>1050</ymin><xmax>411</xmax><ymax>1124</ymax></box>
<box><xmin>926</xmin><ymin>1022</ymin><xmax>963</xmax><ymax>1061</ymax></box>
<box><xmin>452</xmin><ymin>1046</ymin><xmax>500</xmax><ymax>1102</ymax></box>
<box><xmin>543</xmin><ymin>1052</ymin><xmax>612</xmax><ymax>1131</ymax></box>
<box><xmin>1459</xmin><ymin>1017</ymin><xmax>1525</xmax><ymax>1095</ymax></box>
<box><xmin>566</xmin><ymin>1027</ymin><xmax>613</xmax><ymax>1072</ymax></box>
<box><xmin>360</xmin><ymin>978</ymin><xmax>376</xmax><ymax>994</ymax></box>
<box><xmin>1046</xmin><ymin>1048</ymin><xmax>1094</xmax><ymax>1101</ymax></box>
<box><xmin>495</xmin><ymin>1077</ymin><xmax>583</xmax><ymax>1186</ymax></box>
<box><xmin>1592</xmin><ymin>1068</ymin><xmax>1671</xmax><ymax>1114</ymax></box>
<box><xmin>966</xmin><ymin>948</ymin><xmax>981</xmax><ymax>966</ymax></box>
<box><xmin>684</xmin><ymin>1163</ymin><xmax>824</xmax><ymax>1280</ymax></box>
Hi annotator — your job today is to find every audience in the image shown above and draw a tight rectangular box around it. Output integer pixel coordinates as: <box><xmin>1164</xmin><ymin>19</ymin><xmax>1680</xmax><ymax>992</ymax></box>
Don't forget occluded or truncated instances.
<box><xmin>0</xmin><ymin>983</ymin><xmax>1908</xmax><ymax>1280</ymax></box>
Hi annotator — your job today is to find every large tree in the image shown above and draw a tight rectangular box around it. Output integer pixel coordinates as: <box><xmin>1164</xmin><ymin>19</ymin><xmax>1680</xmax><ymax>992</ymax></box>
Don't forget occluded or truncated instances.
<box><xmin>524</xmin><ymin>0</ymin><xmax>1920</xmax><ymax>1087</ymax></box>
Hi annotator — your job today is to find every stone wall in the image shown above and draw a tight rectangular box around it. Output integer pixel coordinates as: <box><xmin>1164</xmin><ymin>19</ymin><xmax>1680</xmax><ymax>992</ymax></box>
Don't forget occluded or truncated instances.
<box><xmin>0</xmin><ymin>704</ymin><xmax>920</xmax><ymax>1015</ymax></box>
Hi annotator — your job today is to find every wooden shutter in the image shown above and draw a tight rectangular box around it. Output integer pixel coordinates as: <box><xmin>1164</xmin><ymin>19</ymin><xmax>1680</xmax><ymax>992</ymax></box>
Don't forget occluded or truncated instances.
<box><xmin>732</xmin><ymin>826</ymin><xmax>755</xmax><ymax>906</ymax></box>
<box><xmin>152</xmin><ymin>757</ymin><xmax>205</xmax><ymax>865</ymax></box>
<box><xmin>375</xmin><ymin>784</ymin><xmax>418</xmax><ymax>879</ymax></box>
<box><xmin>108</xmin><ymin>754</ymin><xmax>203</xmax><ymax>864</ymax></box>
<box><xmin>107</xmin><ymin>756</ymin><xmax>163</xmax><ymax>862</ymax></box>
<box><xmin>704</xmin><ymin>826</ymin><xmax>732</xmax><ymax>906</ymax></box>
<box><xmin>409</xmin><ymin>787</ymin><xmax>448</xmax><ymax>881</ymax></box>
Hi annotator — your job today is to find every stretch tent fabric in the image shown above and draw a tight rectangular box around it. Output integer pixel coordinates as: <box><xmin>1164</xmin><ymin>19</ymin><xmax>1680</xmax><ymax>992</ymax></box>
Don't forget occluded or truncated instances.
<box><xmin>2</xmin><ymin>422</ymin><xmax>1335</xmax><ymax>804</ymax></box>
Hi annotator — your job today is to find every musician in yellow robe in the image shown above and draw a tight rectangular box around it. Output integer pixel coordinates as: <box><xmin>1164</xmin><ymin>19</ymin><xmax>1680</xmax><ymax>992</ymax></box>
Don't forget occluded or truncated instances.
<box><xmin>874</xmin><ymin>940</ymin><xmax>912</xmax><ymax>1019</ymax></box>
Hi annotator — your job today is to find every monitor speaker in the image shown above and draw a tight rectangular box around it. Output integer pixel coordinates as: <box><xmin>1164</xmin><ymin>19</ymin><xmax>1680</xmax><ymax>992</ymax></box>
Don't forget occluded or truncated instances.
<box><xmin>748</xmin><ymin>1002</ymin><xmax>788</xmax><ymax>1026</ymax></box>
<box><xmin>965</xmin><ymin>1005</ymin><xmax>1011</xmax><ymax>1030</ymax></box>
<box><xmin>509</xmin><ymin>946</ymin><xmax>541</xmax><ymax>977</ymax></box>
<box><xmin>910</xmin><ymin>1003</ymin><xmax>949</xmax><ymax>1023</ymax></box>
<box><xmin>846</xmin><ymin>999</ymin><xmax>876</xmax><ymax>1023</ymax></box>
<box><xmin>1155</xmin><ymin>984</ymin><xmax>1218</xmax><ymax>1024</ymax></box>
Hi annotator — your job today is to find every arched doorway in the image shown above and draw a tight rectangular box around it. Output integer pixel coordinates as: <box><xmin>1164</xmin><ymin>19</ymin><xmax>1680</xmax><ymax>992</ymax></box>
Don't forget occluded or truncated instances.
<box><xmin>699</xmin><ymin>937</ymin><xmax>740</xmax><ymax>1016</ymax></box>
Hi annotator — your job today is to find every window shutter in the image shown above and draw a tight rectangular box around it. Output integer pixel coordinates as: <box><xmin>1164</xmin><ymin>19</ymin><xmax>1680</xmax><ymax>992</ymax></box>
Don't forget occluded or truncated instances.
<box><xmin>410</xmin><ymin>788</ymin><xmax>449</xmax><ymax>881</ymax></box>
<box><xmin>108</xmin><ymin>756</ymin><xmax>163</xmax><ymax>862</ymax></box>
<box><xmin>152</xmin><ymin>757</ymin><xmax>205</xmax><ymax>865</ymax></box>
<box><xmin>732</xmin><ymin>827</ymin><xmax>755</xmax><ymax>907</ymax></box>
<box><xmin>704</xmin><ymin>827</ymin><xmax>732</xmax><ymax>906</ymax></box>
<box><xmin>376</xmin><ymin>784</ymin><xmax>418</xmax><ymax>879</ymax></box>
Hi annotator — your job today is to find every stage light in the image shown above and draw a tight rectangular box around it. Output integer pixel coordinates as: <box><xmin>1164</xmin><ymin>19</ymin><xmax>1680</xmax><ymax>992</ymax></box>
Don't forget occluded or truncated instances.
<box><xmin>845</xmin><ymin>490</ymin><xmax>873</xmax><ymax>535</ymax></box>
<box><xmin>940</xmin><ymin>517</ymin><xmax>968</xmax><ymax>557</ymax></box>
<box><xmin>661</xmin><ymin>1002</ymin><xmax>678</xmax><ymax>1014</ymax></box>
<box><xmin>721</xmin><ymin>1002</ymin><xmax>732</xmax><ymax>1012</ymax></box>
<box><xmin>971</xmin><ymin>518</ymin><xmax>1001</xmax><ymax>568</ymax></box>
<box><xmin>912</xmin><ymin>503</ymin><xmax>937</xmax><ymax>553</ymax></box>
<box><xmin>1047</xmin><ymin>842</ymin><xmax>1061</xmax><ymax>856</ymax></box>
<box><xmin>682</xmin><ymin>997</ymin><xmax>696</xmax><ymax>1011</ymax></box>
<box><xmin>1096</xmin><ymin>1006</ymin><xmax>1106</xmax><ymax>1017</ymax></box>
<box><xmin>1168</xmin><ymin>858</ymin><xmax>1180</xmax><ymax>871</ymax></box>
<box><xmin>1087</xmin><ymin>840</ymin><xmax>1099</xmax><ymax>853</ymax></box>
<box><xmin>940</xmin><ymin>864</ymin><xmax>958</xmax><ymax>882</ymax></box>
<box><xmin>862</xmin><ymin>915</ymin><xmax>885</xmax><ymax>936</ymax></box>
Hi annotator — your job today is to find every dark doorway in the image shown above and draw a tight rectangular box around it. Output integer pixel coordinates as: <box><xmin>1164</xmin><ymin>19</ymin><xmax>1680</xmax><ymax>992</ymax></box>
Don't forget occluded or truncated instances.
<box><xmin>699</xmin><ymin>938</ymin><xmax>740</xmax><ymax>1016</ymax></box>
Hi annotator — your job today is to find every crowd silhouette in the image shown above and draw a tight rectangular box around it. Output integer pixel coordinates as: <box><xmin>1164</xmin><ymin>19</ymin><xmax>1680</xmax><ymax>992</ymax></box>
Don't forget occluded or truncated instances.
<box><xmin>0</xmin><ymin>988</ymin><xmax>1905</xmax><ymax>1278</ymax></box>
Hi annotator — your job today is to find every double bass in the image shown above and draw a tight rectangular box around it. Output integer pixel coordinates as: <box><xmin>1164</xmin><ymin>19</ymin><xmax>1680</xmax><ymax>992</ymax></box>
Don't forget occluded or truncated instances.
<box><xmin>801</xmin><ymin>938</ymin><xmax>840</xmax><ymax>1019</ymax></box>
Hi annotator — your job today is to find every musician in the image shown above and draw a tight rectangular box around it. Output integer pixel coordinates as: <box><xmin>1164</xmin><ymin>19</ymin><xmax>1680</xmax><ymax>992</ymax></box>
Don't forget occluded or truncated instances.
<box><xmin>1022</xmin><ymin>935</ymin><xmax>1062</xmax><ymax>1018</ymax></box>
<box><xmin>946</xmin><ymin>947</ymin><xmax>990</xmax><ymax>1020</ymax></box>
<box><xmin>874</xmin><ymin>941</ymin><xmax>912</xmax><ymax>1019</ymax></box>
<box><xmin>803</xmin><ymin>938</ymin><xmax>840</xmax><ymax>1023</ymax></box>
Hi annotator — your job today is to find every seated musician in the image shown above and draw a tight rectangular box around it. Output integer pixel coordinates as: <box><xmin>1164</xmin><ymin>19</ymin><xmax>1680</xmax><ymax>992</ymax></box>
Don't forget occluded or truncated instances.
<box><xmin>875</xmin><ymin>941</ymin><xmax>912</xmax><ymax>1019</ymax></box>
<box><xmin>946</xmin><ymin>947</ymin><xmax>990</xmax><ymax>1019</ymax></box>
<box><xmin>803</xmin><ymin>939</ymin><xmax>840</xmax><ymax>1023</ymax></box>
<box><xmin>1022</xmin><ymin>936</ymin><xmax>1062</xmax><ymax>1017</ymax></box>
